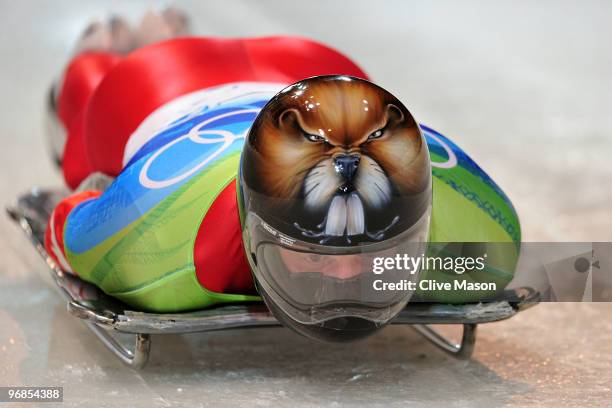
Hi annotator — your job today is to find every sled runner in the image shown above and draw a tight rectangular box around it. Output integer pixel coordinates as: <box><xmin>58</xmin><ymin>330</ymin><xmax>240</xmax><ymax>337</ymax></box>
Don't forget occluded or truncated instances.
<box><xmin>7</xmin><ymin>188</ymin><xmax>539</xmax><ymax>369</ymax></box>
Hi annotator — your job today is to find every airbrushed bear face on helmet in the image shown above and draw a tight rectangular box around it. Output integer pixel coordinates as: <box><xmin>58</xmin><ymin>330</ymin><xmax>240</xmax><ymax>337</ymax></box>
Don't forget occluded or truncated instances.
<box><xmin>244</xmin><ymin>76</ymin><xmax>431</xmax><ymax>245</ymax></box>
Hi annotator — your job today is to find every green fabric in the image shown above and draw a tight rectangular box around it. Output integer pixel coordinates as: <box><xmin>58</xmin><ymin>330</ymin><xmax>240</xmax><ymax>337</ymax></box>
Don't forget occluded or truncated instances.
<box><xmin>417</xmin><ymin>149</ymin><xmax>521</xmax><ymax>302</ymax></box>
<box><xmin>66</xmin><ymin>152</ymin><xmax>259</xmax><ymax>313</ymax></box>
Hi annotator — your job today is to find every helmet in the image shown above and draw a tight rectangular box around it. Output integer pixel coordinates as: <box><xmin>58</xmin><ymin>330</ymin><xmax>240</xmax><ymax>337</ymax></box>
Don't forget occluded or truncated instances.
<box><xmin>239</xmin><ymin>75</ymin><xmax>432</xmax><ymax>342</ymax></box>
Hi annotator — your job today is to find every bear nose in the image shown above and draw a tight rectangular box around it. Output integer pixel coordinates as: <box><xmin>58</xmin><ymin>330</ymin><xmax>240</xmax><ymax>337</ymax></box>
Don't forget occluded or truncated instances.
<box><xmin>333</xmin><ymin>154</ymin><xmax>360</xmax><ymax>182</ymax></box>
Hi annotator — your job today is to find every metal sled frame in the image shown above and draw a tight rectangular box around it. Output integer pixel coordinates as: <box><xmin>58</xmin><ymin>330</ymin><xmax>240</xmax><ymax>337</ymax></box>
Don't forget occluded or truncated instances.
<box><xmin>7</xmin><ymin>188</ymin><xmax>539</xmax><ymax>369</ymax></box>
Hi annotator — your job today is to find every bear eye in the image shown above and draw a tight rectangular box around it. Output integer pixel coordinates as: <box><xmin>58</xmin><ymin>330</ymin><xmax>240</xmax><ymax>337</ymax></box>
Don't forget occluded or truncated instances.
<box><xmin>304</xmin><ymin>132</ymin><xmax>325</xmax><ymax>143</ymax></box>
<box><xmin>368</xmin><ymin>128</ymin><xmax>385</xmax><ymax>140</ymax></box>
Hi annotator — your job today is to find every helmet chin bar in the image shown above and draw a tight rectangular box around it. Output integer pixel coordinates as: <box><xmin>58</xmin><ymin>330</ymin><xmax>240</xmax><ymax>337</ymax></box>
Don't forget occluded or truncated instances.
<box><xmin>243</xmin><ymin>208</ymin><xmax>431</xmax><ymax>342</ymax></box>
<box><xmin>258</xmin><ymin>288</ymin><xmax>386</xmax><ymax>343</ymax></box>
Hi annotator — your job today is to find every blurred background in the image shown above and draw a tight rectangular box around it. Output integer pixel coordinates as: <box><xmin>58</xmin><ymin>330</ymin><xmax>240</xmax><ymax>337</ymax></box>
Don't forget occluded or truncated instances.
<box><xmin>1</xmin><ymin>1</ymin><xmax>611</xmax><ymax>407</ymax></box>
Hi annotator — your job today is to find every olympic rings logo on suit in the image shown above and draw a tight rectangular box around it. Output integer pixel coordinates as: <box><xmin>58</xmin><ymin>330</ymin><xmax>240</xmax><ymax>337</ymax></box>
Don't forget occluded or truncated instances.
<box><xmin>425</xmin><ymin>130</ymin><xmax>458</xmax><ymax>169</ymax></box>
<box><xmin>139</xmin><ymin>108</ymin><xmax>261</xmax><ymax>189</ymax></box>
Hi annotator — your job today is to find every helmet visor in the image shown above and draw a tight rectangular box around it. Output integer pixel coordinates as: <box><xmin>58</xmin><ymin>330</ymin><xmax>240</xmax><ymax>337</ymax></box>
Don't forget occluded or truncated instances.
<box><xmin>244</xmin><ymin>207</ymin><xmax>431</xmax><ymax>325</ymax></box>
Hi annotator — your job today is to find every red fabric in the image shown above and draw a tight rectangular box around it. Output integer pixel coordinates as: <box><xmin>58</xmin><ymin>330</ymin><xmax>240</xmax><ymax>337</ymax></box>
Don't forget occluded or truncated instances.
<box><xmin>57</xmin><ymin>52</ymin><xmax>122</xmax><ymax>130</ymax></box>
<box><xmin>45</xmin><ymin>190</ymin><xmax>102</xmax><ymax>274</ymax></box>
<box><xmin>55</xmin><ymin>35</ymin><xmax>368</xmax><ymax>295</ymax></box>
<box><xmin>62</xmin><ymin>111</ymin><xmax>92</xmax><ymax>189</ymax></box>
<box><xmin>58</xmin><ymin>52</ymin><xmax>122</xmax><ymax>189</ymax></box>
<box><xmin>81</xmin><ymin>36</ymin><xmax>368</xmax><ymax>180</ymax></box>
<box><xmin>58</xmin><ymin>37</ymin><xmax>367</xmax><ymax>186</ymax></box>
<box><xmin>194</xmin><ymin>180</ymin><xmax>255</xmax><ymax>294</ymax></box>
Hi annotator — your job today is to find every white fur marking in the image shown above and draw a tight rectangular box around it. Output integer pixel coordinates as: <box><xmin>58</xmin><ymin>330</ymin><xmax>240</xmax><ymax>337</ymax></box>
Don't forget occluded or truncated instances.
<box><xmin>303</xmin><ymin>159</ymin><xmax>342</xmax><ymax>209</ymax></box>
<box><xmin>355</xmin><ymin>156</ymin><xmax>391</xmax><ymax>208</ymax></box>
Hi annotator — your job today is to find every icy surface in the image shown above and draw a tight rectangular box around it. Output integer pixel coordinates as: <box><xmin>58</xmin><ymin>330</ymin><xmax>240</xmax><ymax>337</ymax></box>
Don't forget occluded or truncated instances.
<box><xmin>1</xmin><ymin>1</ymin><xmax>611</xmax><ymax>407</ymax></box>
